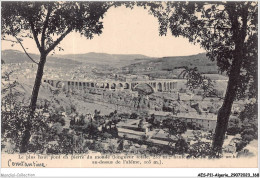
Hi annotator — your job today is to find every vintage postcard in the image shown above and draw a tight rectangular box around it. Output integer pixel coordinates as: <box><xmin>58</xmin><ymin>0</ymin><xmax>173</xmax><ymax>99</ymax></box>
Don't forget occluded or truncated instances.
<box><xmin>1</xmin><ymin>1</ymin><xmax>259</xmax><ymax>177</ymax></box>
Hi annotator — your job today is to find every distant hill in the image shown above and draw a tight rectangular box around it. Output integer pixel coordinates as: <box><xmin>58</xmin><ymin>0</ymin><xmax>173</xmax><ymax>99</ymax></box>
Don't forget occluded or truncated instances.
<box><xmin>56</xmin><ymin>52</ymin><xmax>149</xmax><ymax>67</ymax></box>
<box><xmin>1</xmin><ymin>50</ymin><xmax>221</xmax><ymax>75</ymax></box>
<box><xmin>1</xmin><ymin>50</ymin><xmax>149</xmax><ymax>68</ymax></box>
<box><xmin>123</xmin><ymin>53</ymin><xmax>219</xmax><ymax>74</ymax></box>
<box><xmin>1</xmin><ymin>50</ymin><xmax>81</xmax><ymax>68</ymax></box>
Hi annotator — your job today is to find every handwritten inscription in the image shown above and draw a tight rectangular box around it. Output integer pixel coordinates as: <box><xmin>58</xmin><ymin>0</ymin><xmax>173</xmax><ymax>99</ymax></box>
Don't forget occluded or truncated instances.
<box><xmin>8</xmin><ymin>159</ymin><xmax>46</xmax><ymax>167</ymax></box>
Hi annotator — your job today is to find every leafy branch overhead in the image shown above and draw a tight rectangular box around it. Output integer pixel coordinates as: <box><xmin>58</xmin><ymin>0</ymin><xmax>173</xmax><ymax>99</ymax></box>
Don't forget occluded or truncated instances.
<box><xmin>1</xmin><ymin>1</ymin><xmax>114</xmax><ymax>56</ymax></box>
<box><xmin>1</xmin><ymin>1</ymin><xmax>119</xmax><ymax>153</ymax></box>
<box><xmin>178</xmin><ymin>67</ymin><xmax>222</xmax><ymax>99</ymax></box>
<box><xmin>145</xmin><ymin>1</ymin><xmax>257</xmax><ymax>154</ymax></box>
<box><xmin>147</xmin><ymin>1</ymin><xmax>257</xmax><ymax>100</ymax></box>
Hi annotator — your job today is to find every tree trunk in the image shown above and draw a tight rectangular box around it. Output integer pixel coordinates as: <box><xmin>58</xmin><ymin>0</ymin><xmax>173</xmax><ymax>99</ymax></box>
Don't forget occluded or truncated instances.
<box><xmin>212</xmin><ymin>75</ymin><xmax>239</xmax><ymax>155</ymax></box>
<box><xmin>212</xmin><ymin>44</ymin><xmax>245</xmax><ymax>154</ymax></box>
<box><xmin>20</xmin><ymin>53</ymin><xmax>47</xmax><ymax>153</ymax></box>
<box><xmin>212</xmin><ymin>4</ymin><xmax>248</xmax><ymax>154</ymax></box>
<box><xmin>30</xmin><ymin>53</ymin><xmax>47</xmax><ymax>113</ymax></box>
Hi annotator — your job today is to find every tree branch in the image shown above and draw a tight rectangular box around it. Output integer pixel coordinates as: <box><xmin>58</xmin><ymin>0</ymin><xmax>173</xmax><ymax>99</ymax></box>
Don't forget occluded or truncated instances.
<box><xmin>2</xmin><ymin>37</ymin><xmax>39</xmax><ymax>65</ymax></box>
<box><xmin>14</xmin><ymin>36</ymin><xmax>39</xmax><ymax>64</ymax></box>
<box><xmin>29</xmin><ymin>20</ymin><xmax>42</xmax><ymax>53</ymax></box>
<box><xmin>41</xmin><ymin>5</ymin><xmax>52</xmax><ymax>50</ymax></box>
<box><xmin>1</xmin><ymin>39</ymin><xmax>17</xmax><ymax>43</ymax></box>
<box><xmin>46</xmin><ymin>27</ymin><xmax>73</xmax><ymax>55</ymax></box>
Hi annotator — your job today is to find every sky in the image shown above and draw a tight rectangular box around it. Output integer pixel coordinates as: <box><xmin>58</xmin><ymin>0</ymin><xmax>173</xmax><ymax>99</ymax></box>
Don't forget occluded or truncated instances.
<box><xmin>1</xmin><ymin>6</ymin><xmax>205</xmax><ymax>57</ymax></box>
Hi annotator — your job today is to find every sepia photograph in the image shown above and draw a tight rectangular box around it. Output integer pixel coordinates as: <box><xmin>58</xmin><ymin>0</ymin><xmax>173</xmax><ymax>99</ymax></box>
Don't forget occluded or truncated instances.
<box><xmin>1</xmin><ymin>0</ymin><xmax>259</xmax><ymax>177</ymax></box>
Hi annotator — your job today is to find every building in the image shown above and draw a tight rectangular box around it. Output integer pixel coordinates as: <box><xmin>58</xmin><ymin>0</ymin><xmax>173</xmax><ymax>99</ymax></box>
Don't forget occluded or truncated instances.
<box><xmin>148</xmin><ymin>110</ymin><xmax>217</xmax><ymax>132</ymax></box>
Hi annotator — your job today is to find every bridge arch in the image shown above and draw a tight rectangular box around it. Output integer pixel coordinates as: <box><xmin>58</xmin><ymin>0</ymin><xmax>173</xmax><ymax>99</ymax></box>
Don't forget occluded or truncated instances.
<box><xmin>51</xmin><ymin>80</ymin><xmax>55</xmax><ymax>86</ymax></box>
<box><xmin>100</xmin><ymin>83</ymin><xmax>105</xmax><ymax>88</ymax></box>
<box><xmin>47</xmin><ymin>80</ymin><xmax>52</xmax><ymax>86</ymax></box>
<box><xmin>111</xmin><ymin>83</ymin><xmax>116</xmax><ymax>89</ymax></box>
<box><xmin>124</xmin><ymin>83</ymin><xmax>130</xmax><ymax>89</ymax></box>
<box><xmin>118</xmin><ymin>83</ymin><xmax>124</xmax><ymax>88</ymax></box>
<box><xmin>157</xmin><ymin>82</ymin><xmax>162</xmax><ymax>92</ymax></box>
<box><xmin>56</xmin><ymin>81</ymin><xmax>64</xmax><ymax>88</ymax></box>
<box><xmin>133</xmin><ymin>83</ymin><xmax>155</xmax><ymax>95</ymax></box>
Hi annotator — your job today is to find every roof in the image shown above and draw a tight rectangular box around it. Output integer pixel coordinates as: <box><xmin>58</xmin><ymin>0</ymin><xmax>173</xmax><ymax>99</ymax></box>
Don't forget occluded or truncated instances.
<box><xmin>149</xmin><ymin>110</ymin><xmax>217</xmax><ymax>121</ymax></box>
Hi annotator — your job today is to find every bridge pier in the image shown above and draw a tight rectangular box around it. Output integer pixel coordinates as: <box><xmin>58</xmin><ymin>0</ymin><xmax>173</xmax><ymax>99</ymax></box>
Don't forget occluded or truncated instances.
<box><xmin>43</xmin><ymin>79</ymin><xmax>181</xmax><ymax>94</ymax></box>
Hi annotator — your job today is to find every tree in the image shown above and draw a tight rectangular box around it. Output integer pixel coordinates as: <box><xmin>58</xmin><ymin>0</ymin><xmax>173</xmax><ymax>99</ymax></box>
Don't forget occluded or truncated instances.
<box><xmin>130</xmin><ymin>113</ymin><xmax>139</xmax><ymax>120</ymax></box>
<box><xmin>227</xmin><ymin>117</ymin><xmax>242</xmax><ymax>135</ymax></box>
<box><xmin>162</xmin><ymin>118</ymin><xmax>187</xmax><ymax>146</ymax></box>
<box><xmin>1</xmin><ymin>1</ymin><xmax>113</xmax><ymax>152</ymax></box>
<box><xmin>240</xmin><ymin>102</ymin><xmax>258</xmax><ymax>142</ymax></box>
<box><xmin>3</xmin><ymin>70</ymin><xmax>14</xmax><ymax>81</ymax></box>
<box><xmin>175</xmin><ymin>138</ymin><xmax>189</xmax><ymax>154</ymax></box>
<box><xmin>147</xmin><ymin>1</ymin><xmax>257</xmax><ymax>154</ymax></box>
<box><xmin>2</xmin><ymin>1</ymin><xmax>113</xmax><ymax>113</ymax></box>
<box><xmin>138</xmin><ymin>118</ymin><xmax>145</xmax><ymax>131</ymax></box>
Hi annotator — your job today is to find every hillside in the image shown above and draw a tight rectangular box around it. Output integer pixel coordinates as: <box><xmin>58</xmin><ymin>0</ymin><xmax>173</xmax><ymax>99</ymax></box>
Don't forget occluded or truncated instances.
<box><xmin>2</xmin><ymin>50</ymin><xmax>149</xmax><ymax>68</ymax></box>
<box><xmin>2</xmin><ymin>50</ymin><xmax>220</xmax><ymax>75</ymax></box>
<box><xmin>1</xmin><ymin>50</ymin><xmax>81</xmax><ymax>68</ymax></box>
<box><xmin>56</xmin><ymin>52</ymin><xmax>149</xmax><ymax>67</ymax></box>
<box><xmin>123</xmin><ymin>53</ymin><xmax>219</xmax><ymax>74</ymax></box>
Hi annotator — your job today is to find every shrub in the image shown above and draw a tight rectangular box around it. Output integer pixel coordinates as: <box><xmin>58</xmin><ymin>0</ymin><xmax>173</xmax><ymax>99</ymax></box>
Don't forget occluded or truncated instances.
<box><xmin>107</xmin><ymin>140</ymin><xmax>118</xmax><ymax>153</ymax></box>
<box><xmin>139</xmin><ymin>135</ymin><xmax>149</xmax><ymax>144</ymax></box>
<box><xmin>235</xmin><ymin>102</ymin><xmax>258</xmax><ymax>151</ymax></box>
<box><xmin>187</xmin><ymin>141</ymin><xmax>212</xmax><ymax>158</ymax></box>
<box><xmin>241</xmin><ymin>134</ymin><xmax>254</xmax><ymax>143</ymax></box>
<box><xmin>49</xmin><ymin>114</ymin><xmax>66</xmax><ymax>126</ymax></box>
<box><xmin>227</xmin><ymin>117</ymin><xmax>242</xmax><ymax>135</ymax></box>
<box><xmin>102</xmin><ymin>132</ymin><xmax>112</xmax><ymax>140</ymax></box>
<box><xmin>89</xmin><ymin>141</ymin><xmax>105</xmax><ymax>152</ymax></box>
<box><xmin>175</xmin><ymin>138</ymin><xmax>189</xmax><ymax>154</ymax></box>
<box><xmin>147</xmin><ymin>146</ymin><xmax>159</xmax><ymax>154</ymax></box>
<box><xmin>236</xmin><ymin>140</ymin><xmax>248</xmax><ymax>152</ymax></box>
<box><xmin>130</xmin><ymin>113</ymin><xmax>138</xmax><ymax>119</ymax></box>
<box><xmin>110</xmin><ymin>127</ymin><xmax>118</xmax><ymax>138</ymax></box>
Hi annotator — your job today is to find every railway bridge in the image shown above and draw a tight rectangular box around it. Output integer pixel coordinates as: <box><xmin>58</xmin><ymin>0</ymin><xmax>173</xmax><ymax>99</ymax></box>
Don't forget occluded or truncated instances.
<box><xmin>43</xmin><ymin>78</ymin><xmax>186</xmax><ymax>93</ymax></box>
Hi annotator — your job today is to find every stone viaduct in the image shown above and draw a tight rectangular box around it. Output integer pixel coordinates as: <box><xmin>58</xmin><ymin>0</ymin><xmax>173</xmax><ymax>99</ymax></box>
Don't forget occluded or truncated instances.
<box><xmin>43</xmin><ymin>78</ymin><xmax>187</xmax><ymax>93</ymax></box>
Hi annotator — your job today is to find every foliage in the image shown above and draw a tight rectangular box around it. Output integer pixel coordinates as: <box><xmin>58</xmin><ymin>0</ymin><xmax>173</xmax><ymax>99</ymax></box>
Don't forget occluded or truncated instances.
<box><xmin>146</xmin><ymin>1</ymin><xmax>257</xmax><ymax>153</ymax></box>
<box><xmin>235</xmin><ymin>102</ymin><xmax>258</xmax><ymax>151</ymax></box>
<box><xmin>102</xmin><ymin>132</ymin><xmax>113</xmax><ymax>140</ymax></box>
<box><xmin>147</xmin><ymin>146</ymin><xmax>160</xmax><ymax>154</ymax></box>
<box><xmin>109</xmin><ymin>127</ymin><xmax>119</xmax><ymax>138</ymax></box>
<box><xmin>146</xmin><ymin>114</ymin><xmax>160</xmax><ymax>129</ymax></box>
<box><xmin>187</xmin><ymin>122</ymin><xmax>201</xmax><ymax>130</ymax></box>
<box><xmin>162</xmin><ymin>104</ymin><xmax>176</xmax><ymax>113</ymax></box>
<box><xmin>1</xmin><ymin>84</ymin><xmax>88</xmax><ymax>154</ymax></box>
<box><xmin>1</xmin><ymin>103</ymin><xmax>30</xmax><ymax>152</ymax></box>
<box><xmin>227</xmin><ymin>117</ymin><xmax>242</xmax><ymax>135</ymax></box>
<box><xmin>162</xmin><ymin>118</ymin><xmax>187</xmax><ymax>138</ymax></box>
<box><xmin>48</xmin><ymin>113</ymin><xmax>66</xmax><ymax>126</ymax></box>
<box><xmin>1</xmin><ymin>81</ymin><xmax>30</xmax><ymax>152</ymax></box>
<box><xmin>130</xmin><ymin>113</ymin><xmax>139</xmax><ymax>119</ymax></box>
<box><xmin>188</xmin><ymin>141</ymin><xmax>212</xmax><ymax>158</ymax></box>
<box><xmin>140</xmin><ymin>134</ymin><xmax>149</xmax><ymax>142</ymax></box>
<box><xmin>2</xmin><ymin>2</ymin><xmax>113</xmax><ymax>55</ymax></box>
<box><xmin>178</xmin><ymin>67</ymin><xmax>219</xmax><ymax>99</ymax></box>
<box><xmin>235</xmin><ymin>140</ymin><xmax>248</xmax><ymax>152</ymax></box>
<box><xmin>239</xmin><ymin>102</ymin><xmax>257</xmax><ymax>123</ymax></box>
<box><xmin>1</xmin><ymin>2</ymin><xmax>118</xmax><ymax>152</ymax></box>
<box><xmin>187</xmin><ymin>131</ymin><xmax>214</xmax><ymax>158</ymax></box>
<box><xmin>117</xmin><ymin>138</ymin><xmax>124</xmax><ymax>151</ymax></box>
<box><xmin>138</xmin><ymin>119</ymin><xmax>145</xmax><ymax>130</ymax></box>
<box><xmin>175</xmin><ymin>138</ymin><xmax>189</xmax><ymax>154</ymax></box>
